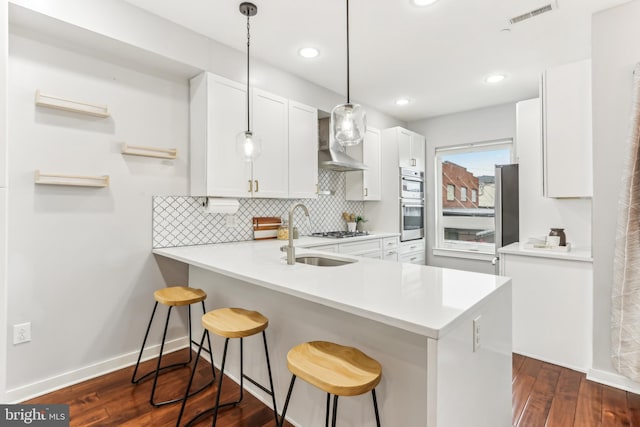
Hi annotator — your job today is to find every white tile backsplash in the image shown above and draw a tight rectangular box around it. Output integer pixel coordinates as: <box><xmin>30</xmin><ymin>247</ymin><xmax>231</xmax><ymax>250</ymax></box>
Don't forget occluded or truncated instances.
<box><xmin>153</xmin><ymin>170</ymin><xmax>364</xmax><ymax>248</ymax></box>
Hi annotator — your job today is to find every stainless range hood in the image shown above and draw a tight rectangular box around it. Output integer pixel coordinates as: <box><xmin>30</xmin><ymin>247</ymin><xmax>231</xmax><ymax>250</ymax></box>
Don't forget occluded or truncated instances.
<box><xmin>317</xmin><ymin>117</ymin><xmax>367</xmax><ymax>172</ymax></box>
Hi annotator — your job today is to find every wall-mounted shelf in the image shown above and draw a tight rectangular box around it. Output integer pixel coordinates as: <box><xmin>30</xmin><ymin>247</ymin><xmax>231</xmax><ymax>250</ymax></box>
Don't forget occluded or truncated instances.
<box><xmin>35</xmin><ymin>90</ymin><xmax>110</xmax><ymax>118</ymax></box>
<box><xmin>121</xmin><ymin>143</ymin><xmax>177</xmax><ymax>159</ymax></box>
<box><xmin>34</xmin><ymin>170</ymin><xmax>110</xmax><ymax>188</ymax></box>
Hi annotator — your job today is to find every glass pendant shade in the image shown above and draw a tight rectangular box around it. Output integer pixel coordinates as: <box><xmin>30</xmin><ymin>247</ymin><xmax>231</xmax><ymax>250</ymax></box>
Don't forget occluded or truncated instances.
<box><xmin>236</xmin><ymin>131</ymin><xmax>262</xmax><ymax>162</ymax></box>
<box><xmin>331</xmin><ymin>102</ymin><xmax>366</xmax><ymax>147</ymax></box>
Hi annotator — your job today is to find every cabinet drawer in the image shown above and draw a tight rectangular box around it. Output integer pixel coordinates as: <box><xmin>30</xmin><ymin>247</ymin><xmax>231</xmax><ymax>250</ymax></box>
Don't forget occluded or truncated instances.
<box><xmin>339</xmin><ymin>239</ymin><xmax>382</xmax><ymax>254</ymax></box>
<box><xmin>308</xmin><ymin>244</ymin><xmax>338</xmax><ymax>253</ymax></box>
<box><xmin>400</xmin><ymin>241</ymin><xmax>423</xmax><ymax>255</ymax></box>
<box><xmin>383</xmin><ymin>249</ymin><xmax>399</xmax><ymax>261</ymax></box>
<box><xmin>382</xmin><ymin>237</ymin><xmax>399</xmax><ymax>249</ymax></box>
<box><xmin>400</xmin><ymin>252</ymin><xmax>425</xmax><ymax>264</ymax></box>
<box><xmin>360</xmin><ymin>249</ymin><xmax>384</xmax><ymax>259</ymax></box>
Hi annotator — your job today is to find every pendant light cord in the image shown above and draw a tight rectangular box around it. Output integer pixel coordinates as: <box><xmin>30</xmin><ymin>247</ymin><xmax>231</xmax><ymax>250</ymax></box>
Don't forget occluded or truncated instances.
<box><xmin>246</xmin><ymin>13</ymin><xmax>251</xmax><ymax>133</ymax></box>
<box><xmin>346</xmin><ymin>0</ymin><xmax>350</xmax><ymax>104</ymax></box>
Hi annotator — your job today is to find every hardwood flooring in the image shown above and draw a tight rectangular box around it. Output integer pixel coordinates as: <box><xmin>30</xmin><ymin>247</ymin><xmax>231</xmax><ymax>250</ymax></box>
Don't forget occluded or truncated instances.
<box><xmin>22</xmin><ymin>351</ymin><xmax>640</xmax><ymax>426</ymax></box>
<box><xmin>512</xmin><ymin>353</ymin><xmax>640</xmax><ymax>426</ymax></box>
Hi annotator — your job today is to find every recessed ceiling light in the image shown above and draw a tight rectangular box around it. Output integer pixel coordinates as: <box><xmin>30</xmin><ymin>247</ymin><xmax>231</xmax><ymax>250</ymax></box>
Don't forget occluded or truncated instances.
<box><xmin>412</xmin><ymin>0</ymin><xmax>439</xmax><ymax>6</ymax></box>
<box><xmin>298</xmin><ymin>47</ymin><xmax>319</xmax><ymax>59</ymax></box>
<box><xmin>395</xmin><ymin>98</ymin><xmax>410</xmax><ymax>106</ymax></box>
<box><xmin>485</xmin><ymin>74</ymin><xmax>506</xmax><ymax>84</ymax></box>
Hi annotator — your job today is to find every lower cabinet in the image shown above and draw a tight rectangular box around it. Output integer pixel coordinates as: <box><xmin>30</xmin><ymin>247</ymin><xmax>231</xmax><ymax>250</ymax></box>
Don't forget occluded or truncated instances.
<box><xmin>399</xmin><ymin>240</ymin><xmax>425</xmax><ymax>265</ymax></box>
<box><xmin>302</xmin><ymin>236</ymin><xmax>399</xmax><ymax>261</ymax></box>
<box><xmin>499</xmin><ymin>249</ymin><xmax>593</xmax><ymax>372</ymax></box>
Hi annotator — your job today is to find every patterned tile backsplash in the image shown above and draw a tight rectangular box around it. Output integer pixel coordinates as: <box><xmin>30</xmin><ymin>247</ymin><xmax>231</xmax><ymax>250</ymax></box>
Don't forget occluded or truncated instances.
<box><xmin>153</xmin><ymin>170</ymin><xmax>364</xmax><ymax>248</ymax></box>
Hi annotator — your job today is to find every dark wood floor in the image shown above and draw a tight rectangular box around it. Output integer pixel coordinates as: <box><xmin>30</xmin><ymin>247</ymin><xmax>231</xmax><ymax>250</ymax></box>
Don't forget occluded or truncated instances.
<box><xmin>512</xmin><ymin>353</ymin><xmax>640</xmax><ymax>426</ymax></box>
<box><xmin>23</xmin><ymin>351</ymin><xmax>640</xmax><ymax>426</ymax></box>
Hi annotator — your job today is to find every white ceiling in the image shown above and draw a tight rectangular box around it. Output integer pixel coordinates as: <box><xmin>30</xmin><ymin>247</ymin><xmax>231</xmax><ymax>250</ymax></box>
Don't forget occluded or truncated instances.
<box><xmin>122</xmin><ymin>0</ymin><xmax>629</xmax><ymax>122</ymax></box>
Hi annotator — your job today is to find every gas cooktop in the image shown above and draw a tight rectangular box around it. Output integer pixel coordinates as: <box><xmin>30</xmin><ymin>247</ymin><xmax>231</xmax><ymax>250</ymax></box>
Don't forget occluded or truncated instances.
<box><xmin>311</xmin><ymin>231</ymin><xmax>370</xmax><ymax>239</ymax></box>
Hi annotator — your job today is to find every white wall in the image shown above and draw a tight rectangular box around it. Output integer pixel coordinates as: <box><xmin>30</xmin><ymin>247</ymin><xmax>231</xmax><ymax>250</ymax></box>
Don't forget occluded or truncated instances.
<box><xmin>6</xmin><ymin>33</ymin><xmax>190</xmax><ymax>397</ymax></box>
<box><xmin>3</xmin><ymin>0</ymin><xmax>404</xmax><ymax>400</ymax></box>
<box><xmin>408</xmin><ymin>103</ymin><xmax>516</xmax><ymax>274</ymax></box>
<box><xmin>590</xmin><ymin>0</ymin><xmax>640</xmax><ymax>392</ymax></box>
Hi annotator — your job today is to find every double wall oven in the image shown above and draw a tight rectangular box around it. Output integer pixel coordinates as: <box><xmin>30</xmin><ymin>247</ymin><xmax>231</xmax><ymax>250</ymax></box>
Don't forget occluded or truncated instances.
<box><xmin>400</xmin><ymin>168</ymin><xmax>425</xmax><ymax>241</ymax></box>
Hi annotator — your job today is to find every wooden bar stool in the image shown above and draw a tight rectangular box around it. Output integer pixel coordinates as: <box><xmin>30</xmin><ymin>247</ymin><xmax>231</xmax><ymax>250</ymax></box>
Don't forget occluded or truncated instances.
<box><xmin>176</xmin><ymin>307</ymin><xmax>278</xmax><ymax>427</ymax></box>
<box><xmin>279</xmin><ymin>341</ymin><xmax>382</xmax><ymax>427</ymax></box>
<box><xmin>131</xmin><ymin>286</ymin><xmax>215</xmax><ymax>407</ymax></box>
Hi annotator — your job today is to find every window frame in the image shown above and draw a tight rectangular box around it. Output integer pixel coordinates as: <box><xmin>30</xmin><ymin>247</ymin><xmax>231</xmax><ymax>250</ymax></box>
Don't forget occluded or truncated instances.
<box><xmin>434</xmin><ymin>138</ymin><xmax>514</xmax><ymax>255</ymax></box>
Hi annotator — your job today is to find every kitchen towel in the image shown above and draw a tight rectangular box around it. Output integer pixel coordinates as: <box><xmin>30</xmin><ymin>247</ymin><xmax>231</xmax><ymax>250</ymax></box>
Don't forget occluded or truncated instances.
<box><xmin>612</xmin><ymin>62</ymin><xmax>640</xmax><ymax>382</ymax></box>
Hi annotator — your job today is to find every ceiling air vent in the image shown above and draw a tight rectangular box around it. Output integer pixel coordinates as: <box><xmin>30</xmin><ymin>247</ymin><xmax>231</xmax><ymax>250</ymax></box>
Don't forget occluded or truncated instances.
<box><xmin>509</xmin><ymin>1</ymin><xmax>558</xmax><ymax>25</ymax></box>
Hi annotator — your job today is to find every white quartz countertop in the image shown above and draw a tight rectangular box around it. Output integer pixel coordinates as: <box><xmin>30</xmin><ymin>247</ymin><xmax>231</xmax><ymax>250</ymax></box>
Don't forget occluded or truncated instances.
<box><xmin>498</xmin><ymin>242</ymin><xmax>593</xmax><ymax>262</ymax></box>
<box><xmin>153</xmin><ymin>237</ymin><xmax>511</xmax><ymax>340</ymax></box>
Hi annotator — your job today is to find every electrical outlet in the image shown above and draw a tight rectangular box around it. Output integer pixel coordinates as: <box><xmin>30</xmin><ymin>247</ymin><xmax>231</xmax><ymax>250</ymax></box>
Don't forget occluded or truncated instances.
<box><xmin>473</xmin><ymin>315</ymin><xmax>481</xmax><ymax>352</ymax></box>
<box><xmin>225</xmin><ymin>215</ymin><xmax>238</xmax><ymax>228</ymax></box>
<box><xmin>13</xmin><ymin>322</ymin><xmax>31</xmax><ymax>345</ymax></box>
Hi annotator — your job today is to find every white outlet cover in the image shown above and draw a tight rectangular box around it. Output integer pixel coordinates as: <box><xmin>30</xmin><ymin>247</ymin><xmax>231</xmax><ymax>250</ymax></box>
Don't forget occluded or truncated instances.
<box><xmin>13</xmin><ymin>322</ymin><xmax>31</xmax><ymax>344</ymax></box>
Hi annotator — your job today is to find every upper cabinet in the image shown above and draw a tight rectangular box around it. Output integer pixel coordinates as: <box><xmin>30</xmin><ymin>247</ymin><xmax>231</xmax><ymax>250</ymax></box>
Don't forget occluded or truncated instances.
<box><xmin>251</xmin><ymin>88</ymin><xmax>289</xmax><ymax>198</ymax></box>
<box><xmin>345</xmin><ymin>127</ymin><xmax>382</xmax><ymax>201</ymax></box>
<box><xmin>190</xmin><ymin>72</ymin><xmax>318</xmax><ymax>199</ymax></box>
<box><xmin>542</xmin><ymin>59</ymin><xmax>592</xmax><ymax>198</ymax></box>
<box><xmin>392</xmin><ymin>127</ymin><xmax>425</xmax><ymax>172</ymax></box>
<box><xmin>288</xmin><ymin>100</ymin><xmax>319</xmax><ymax>199</ymax></box>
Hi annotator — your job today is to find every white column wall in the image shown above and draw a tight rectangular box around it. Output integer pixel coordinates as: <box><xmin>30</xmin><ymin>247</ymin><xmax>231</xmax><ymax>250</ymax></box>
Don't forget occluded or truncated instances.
<box><xmin>0</xmin><ymin>0</ymin><xmax>8</xmax><ymax>403</ymax></box>
<box><xmin>590</xmin><ymin>0</ymin><xmax>640</xmax><ymax>393</ymax></box>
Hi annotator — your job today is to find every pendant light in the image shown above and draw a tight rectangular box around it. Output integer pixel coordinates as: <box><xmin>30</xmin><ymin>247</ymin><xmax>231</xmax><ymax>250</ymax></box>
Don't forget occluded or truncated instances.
<box><xmin>236</xmin><ymin>2</ymin><xmax>262</xmax><ymax>162</ymax></box>
<box><xmin>331</xmin><ymin>0</ymin><xmax>366</xmax><ymax>147</ymax></box>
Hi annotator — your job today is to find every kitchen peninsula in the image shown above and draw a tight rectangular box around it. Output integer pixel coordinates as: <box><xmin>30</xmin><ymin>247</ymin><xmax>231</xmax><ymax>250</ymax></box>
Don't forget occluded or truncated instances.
<box><xmin>153</xmin><ymin>237</ymin><xmax>512</xmax><ymax>427</ymax></box>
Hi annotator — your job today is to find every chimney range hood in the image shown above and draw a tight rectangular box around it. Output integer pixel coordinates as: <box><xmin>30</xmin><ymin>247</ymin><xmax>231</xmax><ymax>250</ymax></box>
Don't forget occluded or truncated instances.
<box><xmin>317</xmin><ymin>117</ymin><xmax>367</xmax><ymax>172</ymax></box>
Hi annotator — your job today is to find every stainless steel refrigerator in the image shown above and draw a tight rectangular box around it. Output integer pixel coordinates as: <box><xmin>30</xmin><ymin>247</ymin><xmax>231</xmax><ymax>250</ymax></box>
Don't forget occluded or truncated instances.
<box><xmin>493</xmin><ymin>164</ymin><xmax>519</xmax><ymax>273</ymax></box>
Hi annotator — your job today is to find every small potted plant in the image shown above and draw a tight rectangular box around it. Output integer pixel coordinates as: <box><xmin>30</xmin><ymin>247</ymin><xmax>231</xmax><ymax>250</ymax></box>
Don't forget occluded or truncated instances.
<box><xmin>355</xmin><ymin>215</ymin><xmax>368</xmax><ymax>232</ymax></box>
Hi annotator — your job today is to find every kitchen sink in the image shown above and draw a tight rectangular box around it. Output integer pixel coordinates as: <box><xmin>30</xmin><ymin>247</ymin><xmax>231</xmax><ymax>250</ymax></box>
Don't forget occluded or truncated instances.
<box><xmin>295</xmin><ymin>255</ymin><xmax>357</xmax><ymax>267</ymax></box>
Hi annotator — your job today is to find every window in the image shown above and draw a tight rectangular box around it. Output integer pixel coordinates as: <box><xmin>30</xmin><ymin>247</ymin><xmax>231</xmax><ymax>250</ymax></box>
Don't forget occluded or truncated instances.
<box><xmin>435</xmin><ymin>139</ymin><xmax>513</xmax><ymax>254</ymax></box>
<box><xmin>446</xmin><ymin>184</ymin><xmax>455</xmax><ymax>201</ymax></box>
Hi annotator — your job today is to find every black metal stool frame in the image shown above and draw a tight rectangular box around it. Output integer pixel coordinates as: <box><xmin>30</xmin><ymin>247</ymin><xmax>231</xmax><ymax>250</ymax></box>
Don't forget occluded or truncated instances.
<box><xmin>131</xmin><ymin>300</ymin><xmax>215</xmax><ymax>407</ymax></box>
<box><xmin>279</xmin><ymin>374</ymin><xmax>381</xmax><ymax>427</ymax></box>
<box><xmin>176</xmin><ymin>329</ymin><xmax>279</xmax><ymax>427</ymax></box>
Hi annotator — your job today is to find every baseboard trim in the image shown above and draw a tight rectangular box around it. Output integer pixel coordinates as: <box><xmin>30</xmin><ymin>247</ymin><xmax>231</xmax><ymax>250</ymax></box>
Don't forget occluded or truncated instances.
<box><xmin>513</xmin><ymin>349</ymin><xmax>589</xmax><ymax>374</ymax></box>
<box><xmin>587</xmin><ymin>368</ymin><xmax>640</xmax><ymax>394</ymax></box>
<box><xmin>5</xmin><ymin>336</ymin><xmax>189</xmax><ymax>403</ymax></box>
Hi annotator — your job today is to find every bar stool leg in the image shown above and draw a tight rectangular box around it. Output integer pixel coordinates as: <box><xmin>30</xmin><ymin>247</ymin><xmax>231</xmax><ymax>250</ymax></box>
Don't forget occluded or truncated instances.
<box><xmin>131</xmin><ymin>302</ymin><xmax>159</xmax><ymax>383</ymax></box>
<box><xmin>331</xmin><ymin>395</ymin><xmax>339</xmax><ymax>427</ymax></box>
<box><xmin>211</xmin><ymin>337</ymin><xmax>231</xmax><ymax>426</ymax></box>
<box><xmin>325</xmin><ymin>393</ymin><xmax>331</xmax><ymax>427</ymax></box>
<box><xmin>202</xmin><ymin>301</ymin><xmax>216</xmax><ymax>381</ymax></box>
<box><xmin>261</xmin><ymin>331</ymin><xmax>279</xmax><ymax>426</ymax></box>
<box><xmin>149</xmin><ymin>305</ymin><xmax>173</xmax><ymax>406</ymax></box>
<box><xmin>372</xmin><ymin>389</ymin><xmax>381</xmax><ymax>427</ymax></box>
<box><xmin>279</xmin><ymin>375</ymin><xmax>297</xmax><ymax>427</ymax></box>
<box><xmin>175</xmin><ymin>330</ymin><xmax>208</xmax><ymax>427</ymax></box>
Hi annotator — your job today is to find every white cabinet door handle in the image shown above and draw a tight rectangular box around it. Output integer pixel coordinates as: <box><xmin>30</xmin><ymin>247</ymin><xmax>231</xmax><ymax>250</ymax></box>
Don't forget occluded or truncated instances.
<box><xmin>254</xmin><ymin>180</ymin><xmax>259</xmax><ymax>193</ymax></box>
<box><xmin>364</xmin><ymin>188</ymin><xmax>368</xmax><ymax>197</ymax></box>
<box><xmin>248</xmin><ymin>179</ymin><xmax>252</xmax><ymax>193</ymax></box>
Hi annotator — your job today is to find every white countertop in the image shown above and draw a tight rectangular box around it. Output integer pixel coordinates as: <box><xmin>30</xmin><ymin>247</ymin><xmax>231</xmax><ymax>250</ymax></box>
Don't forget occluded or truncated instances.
<box><xmin>153</xmin><ymin>237</ymin><xmax>511</xmax><ymax>340</ymax></box>
<box><xmin>498</xmin><ymin>242</ymin><xmax>593</xmax><ymax>262</ymax></box>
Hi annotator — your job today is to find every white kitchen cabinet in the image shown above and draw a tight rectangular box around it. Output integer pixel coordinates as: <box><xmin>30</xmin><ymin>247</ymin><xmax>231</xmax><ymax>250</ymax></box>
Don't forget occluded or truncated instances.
<box><xmin>190</xmin><ymin>72</ymin><xmax>318</xmax><ymax>199</ymax></box>
<box><xmin>499</xmin><ymin>245</ymin><xmax>593</xmax><ymax>372</ymax></box>
<box><xmin>345</xmin><ymin>127</ymin><xmax>382</xmax><ymax>201</ymax></box>
<box><xmin>288</xmin><ymin>101</ymin><xmax>318</xmax><ymax>199</ymax></box>
<box><xmin>382</xmin><ymin>236</ymin><xmax>399</xmax><ymax>261</ymax></box>
<box><xmin>400</xmin><ymin>239</ymin><xmax>425</xmax><ymax>264</ymax></box>
<box><xmin>542</xmin><ymin>59</ymin><xmax>592</xmax><ymax>198</ymax></box>
<box><xmin>251</xmin><ymin>88</ymin><xmax>289</xmax><ymax>198</ymax></box>
<box><xmin>392</xmin><ymin>127</ymin><xmax>425</xmax><ymax>172</ymax></box>
<box><xmin>190</xmin><ymin>72</ymin><xmax>251</xmax><ymax>197</ymax></box>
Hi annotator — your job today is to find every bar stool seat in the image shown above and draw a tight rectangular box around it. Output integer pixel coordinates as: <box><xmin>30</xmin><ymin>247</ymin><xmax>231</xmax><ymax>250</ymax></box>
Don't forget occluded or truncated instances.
<box><xmin>176</xmin><ymin>307</ymin><xmax>278</xmax><ymax>427</ymax></box>
<box><xmin>131</xmin><ymin>286</ymin><xmax>215</xmax><ymax>407</ymax></box>
<box><xmin>280</xmin><ymin>341</ymin><xmax>382</xmax><ymax>427</ymax></box>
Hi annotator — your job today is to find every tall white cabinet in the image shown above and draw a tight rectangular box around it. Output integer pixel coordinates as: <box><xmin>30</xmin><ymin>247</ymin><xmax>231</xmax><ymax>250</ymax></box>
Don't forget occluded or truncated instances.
<box><xmin>345</xmin><ymin>127</ymin><xmax>382</xmax><ymax>201</ymax></box>
<box><xmin>542</xmin><ymin>59</ymin><xmax>592</xmax><ymax>198</ymax></box>
<box><xmin>395</xmin><ymin>127</ymin><xmax>425</xmax><ymax>172</ymax></box>
<box><xmin>190</xmin><ymin>72</ymin><xmax>318</xmax><ymax>199</ymax></box>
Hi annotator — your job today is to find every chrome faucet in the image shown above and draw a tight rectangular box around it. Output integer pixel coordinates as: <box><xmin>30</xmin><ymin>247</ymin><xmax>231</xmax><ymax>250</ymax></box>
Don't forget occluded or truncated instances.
<box><xmin>281</xmin><ymin>203</ymin><xmax>310</xmax><ymax>265</ymax></box>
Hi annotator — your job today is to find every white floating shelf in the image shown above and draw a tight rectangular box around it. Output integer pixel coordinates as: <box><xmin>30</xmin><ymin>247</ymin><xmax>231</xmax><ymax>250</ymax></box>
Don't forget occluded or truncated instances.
<box><xmin>35</xmin><ymin>90</ymin><xmax>110</xmax><ymax>118</ymax></box>
<box><xmin>34</xmin><ymin>170</ymin><xmax>110</xmax><ymax>188</ymax></box>
<box><xmin>121</xmin><ymin>143</ymin><xmax>177</xmax><ymax>159</ymax></box>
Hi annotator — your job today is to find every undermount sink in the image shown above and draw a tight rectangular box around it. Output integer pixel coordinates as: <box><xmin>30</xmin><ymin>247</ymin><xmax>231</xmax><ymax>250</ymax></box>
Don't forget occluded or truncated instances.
<box><xmin>295</xmin><ymin>255</ymin><xmax>357</xmax><ymax>267</ymax></box>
